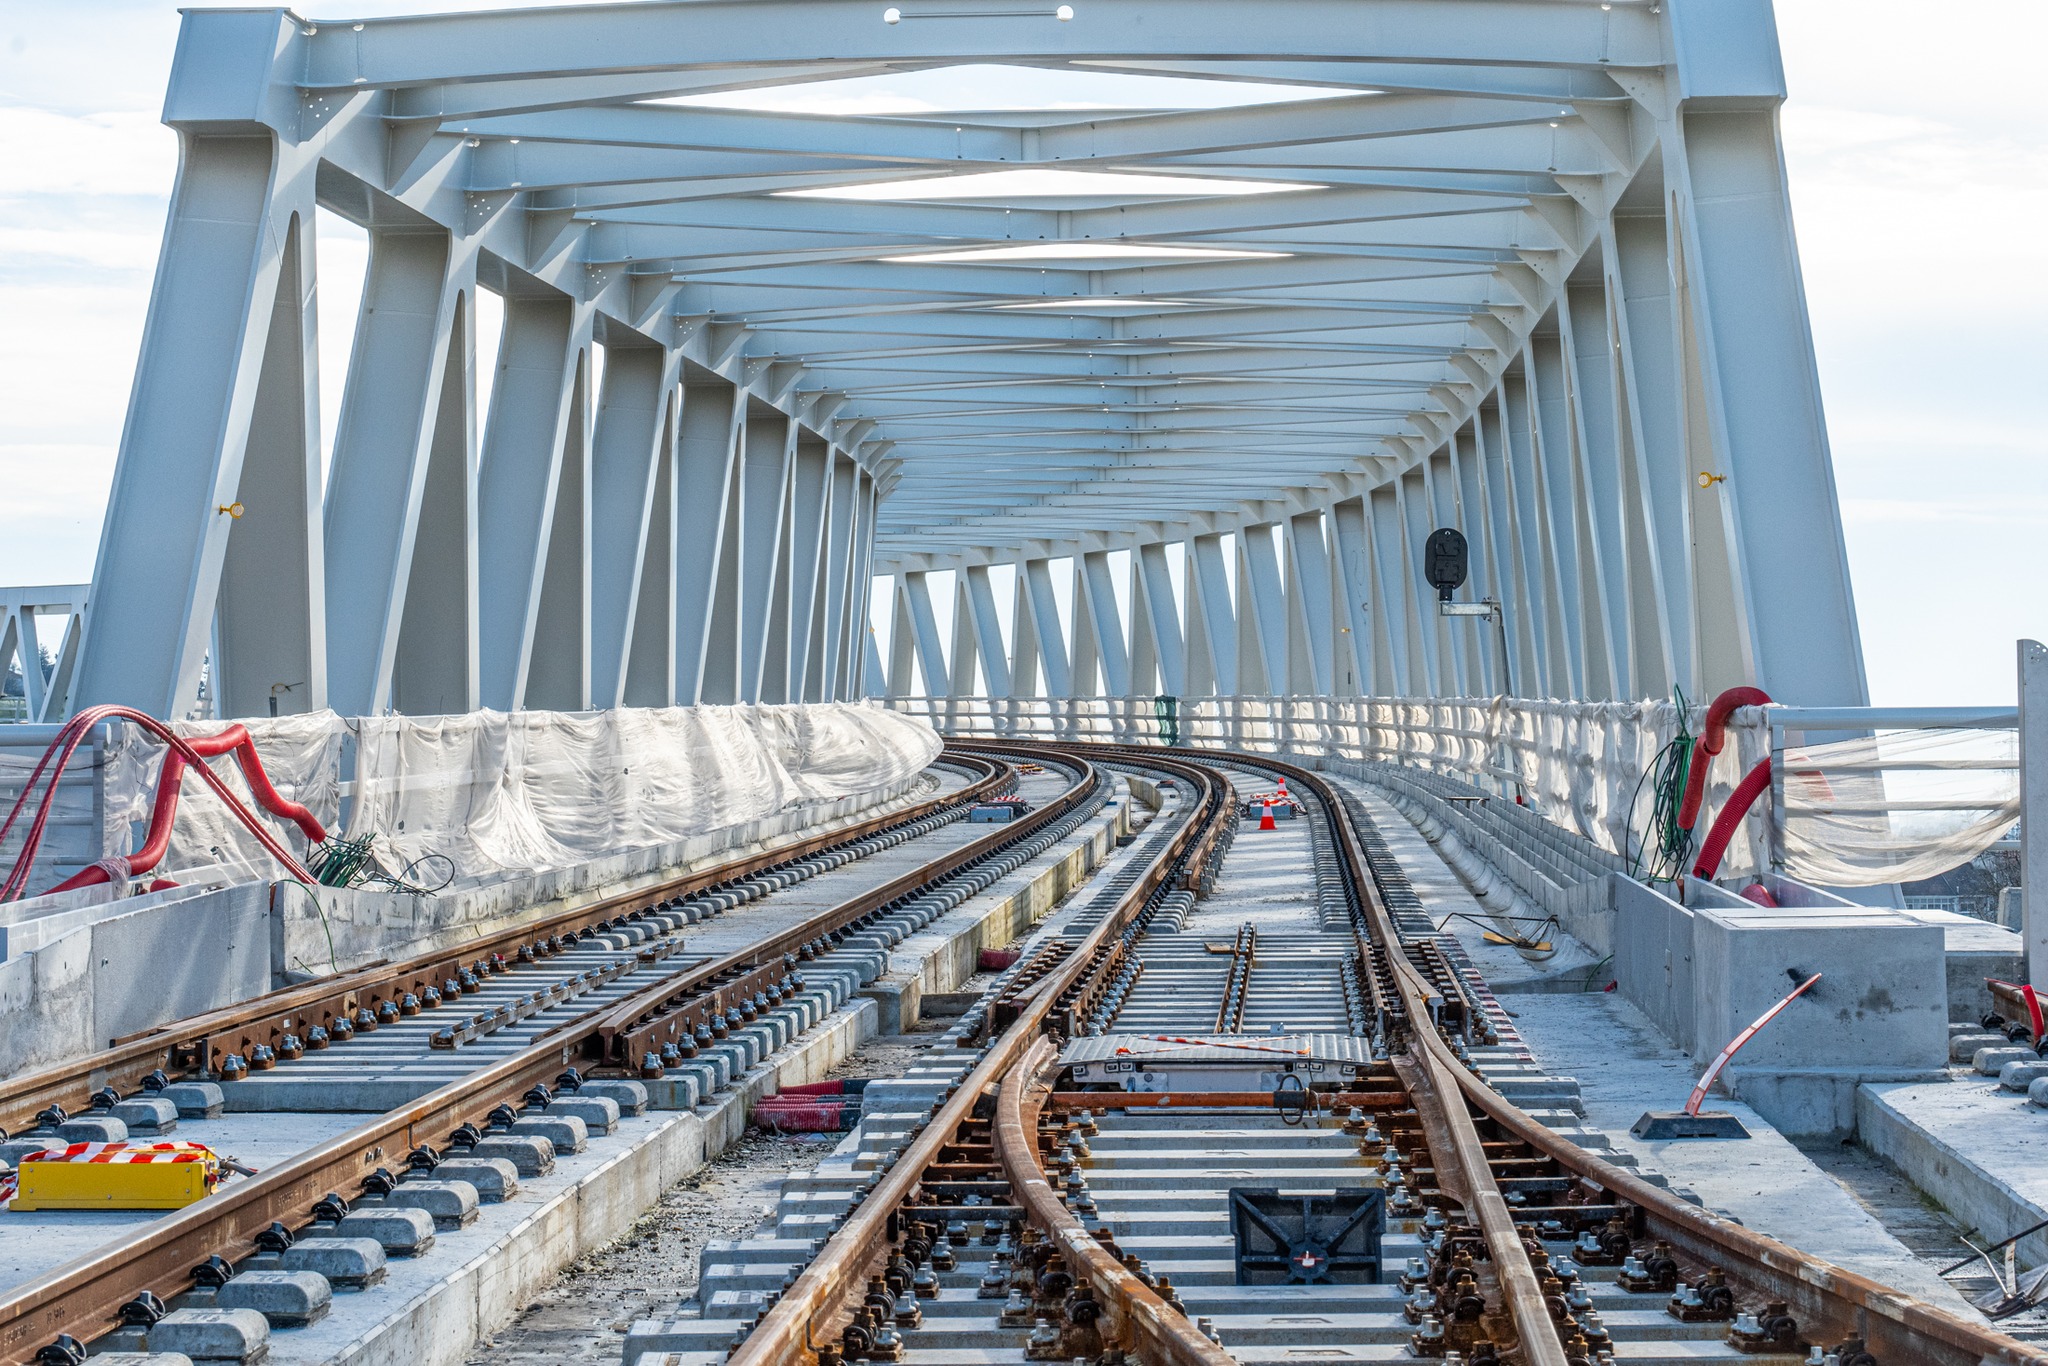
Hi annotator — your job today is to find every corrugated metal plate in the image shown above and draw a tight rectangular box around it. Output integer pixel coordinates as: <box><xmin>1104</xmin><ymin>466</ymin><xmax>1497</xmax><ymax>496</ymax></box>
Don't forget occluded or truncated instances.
<box><xmin>1060</xmin><ymin>1033</ymin><xmax>1375</xmax><ymax>1067</ymax></box>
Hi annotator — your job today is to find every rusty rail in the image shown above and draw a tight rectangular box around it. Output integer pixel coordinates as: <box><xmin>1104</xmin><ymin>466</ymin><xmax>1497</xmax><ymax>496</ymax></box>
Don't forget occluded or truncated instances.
<box><xmin>0</xmin><ymin>749</ymin><xmax>1103</xmax><ymax>1365</ymax></box>
<box><xmin>994</xmin><ymin>1036</ymin><xmax>1234</xmax><ymax>1366</ymax></box>
<box><xmin>0</xmin><ymin>751</ymin><xmax>1010</xmax><ymax>1141</ymax></box>
<box><xmin>1207</xmin><ymin>746</ymin><xmax>2048</xmax><ymax>1366</ymax></box>
<box><xmin>726</xmin><ymin>750</ymin><xmax>1227</xmax><ymax>1366</ymax></box>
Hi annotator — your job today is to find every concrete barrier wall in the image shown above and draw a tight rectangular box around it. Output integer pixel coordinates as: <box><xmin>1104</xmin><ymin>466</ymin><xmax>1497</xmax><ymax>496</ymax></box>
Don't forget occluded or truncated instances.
<box><xmin>0</xmin><ymin>774</ymin><xmax>928</xmax><ymax>1078</ymax></box>
<box><xmin>1606</xmin><ymin>874</ymin><xmax>1947</xmax><ymax>1136</ymax></box>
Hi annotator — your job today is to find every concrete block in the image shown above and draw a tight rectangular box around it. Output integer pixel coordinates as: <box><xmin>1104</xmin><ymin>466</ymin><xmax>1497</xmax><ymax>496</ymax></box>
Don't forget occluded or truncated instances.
<box><xmin>1693</xmin><ymin>905</ymin><xmax>1947</xmax><ymax>1075</ymax></box>
<box><xmin>1953</xmin><ymin>1032</ymin><xmax>2011</xmax><ymax>1063</ymax></box>
<box><xmin>160</xmin><ymin>1082</ymin><xmax>225</xmax><ymax>1118</ymax></box>
<box><xmin>56</xmin><ymin>1115</ymin><xmax>127</xmax><ymax>1143</ymax></box>
<box><xmin>547</xmin><ymin>1095</ymin><xmax>620</xmax><ymax>1136</ymax></box>
<box><xmin>110</xmin><ymin>1096</ymin><xmax>180</xmax><ymax>1133</ymax></box>
<box><xmin>642</xmin><ymin>1071</ymin><xmax>702</xmax><ymax>1112</ymax></box>
<box><xmin>333</xmin><ymin>1207</ymin><xmax>436</xmax><ymax>1256</ymax></box>
<box><xmin>510</xmin><ymin>1114</ymin><xmax>587</xmax><ymax>1154</ymax></box>
<box><xmin>2031</xmin><ymin>1076</ymin><xmax>2048</xmax><ymax>1109</ymax></box>
<box><xmin>467</xmin><ymin>1134</ymin><xmax>554</xmax><ymax>1176</ymax></box>
<box><xmin>0</xmin><ymin>1139</ymin><xmax>53</xmax><ymax>1165</ymax></box>
<box><xmin>93</xmin><ymin>1356</ymin><xmax>196</xmax><ymax>1365</ymax></box>
<box><xmin>1974</xmin><ymin>1046</ymin><xmax>2038</xmax><ymax>1076</ymax></box>
<box><xmin>280</xmin><ymin>1236</ymin><xmax>386</xmax><ymax>1289</ymax></box>
<box><xmin>383</xmin><ymin>1178</ymin><xmax>479</xmax><ymax>1229</ymax></box>
<box><xmin>148</xmin><ymin>1307</ymin><xmax>270</xmax><ymax>1363</ymax></box>
<box><xmin>2002</xmin><ymin>1061</ymin><xmax>2048</xmax><ymax>1092</ymax></box>
<box><xmin>216</xmin><ymin>1270</ymin><xmax>331</xmax><ymax>1328</ymax></box>
<box><xmin>431</xmin><ymin>1158</ymin><xmax>519</xmax><ymax>1202</ymax></box>
<box><xmin>581</xmin><ymin>1080</ymin><xmax>649</xmax><ymax>1116</ymax></box>
<box><xmin>860</xmin><ymin>977</ymin><xmax>921</xmax><ymax>1034</ymax></box>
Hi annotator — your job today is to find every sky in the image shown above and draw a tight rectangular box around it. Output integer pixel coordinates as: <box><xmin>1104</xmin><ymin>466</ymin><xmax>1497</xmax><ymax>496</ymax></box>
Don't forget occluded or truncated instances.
<box><xmin>0</xmin><ymin>1</ymin><xmax>2042</xmax><ymax>706</ymax></box>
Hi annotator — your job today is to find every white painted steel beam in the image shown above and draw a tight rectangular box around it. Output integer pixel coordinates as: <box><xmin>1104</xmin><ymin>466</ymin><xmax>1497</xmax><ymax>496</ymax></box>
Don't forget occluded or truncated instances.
<box><xmin>72</xmin><ymin>0</ymin><xmax>1867</xmax><ymax>718</ymax></box>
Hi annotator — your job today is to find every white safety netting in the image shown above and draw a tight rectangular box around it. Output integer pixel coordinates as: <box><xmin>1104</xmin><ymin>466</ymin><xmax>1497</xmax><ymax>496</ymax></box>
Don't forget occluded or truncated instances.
<box><xmin>101</xmin><ymin>710</ymin><xmax>345</xmax><ymax>886</ymax></box>
<box><xmin>1777</xmin><ymin>727</ymin><xmax>2017</xmax><ymax>886</ymax></box>
<box><xmin>343</xmin><ymin>703</ymin><xmax>939</xmax><ymax>881</ymax></box>
<box><xmin>1168</xmin><ymin>695</ymin><xmax>1773</xmax><ymax>879</ymax></box>
<box><xmin>914</xmin><ymin>694</ymin><xmax>2018</xmax><ymax>888</ymax></box>
<box><xmin>94</xmin><ymin>702</ymin><xmax>940</xmax><ymax>889</ymax></box>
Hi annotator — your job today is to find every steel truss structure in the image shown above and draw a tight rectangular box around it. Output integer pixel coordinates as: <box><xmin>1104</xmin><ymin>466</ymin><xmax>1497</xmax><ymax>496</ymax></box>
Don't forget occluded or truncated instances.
<box><xmin>75</xmin><ymin>0</ymin><xmax>1867</xmax><ymax>720</ymax></box>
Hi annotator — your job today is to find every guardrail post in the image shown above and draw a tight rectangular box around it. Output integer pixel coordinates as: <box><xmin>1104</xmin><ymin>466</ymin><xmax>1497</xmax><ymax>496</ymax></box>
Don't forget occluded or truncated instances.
<box><xmin>2023</xmin><ymin>641</ymin><xmax>2048</xmax><ymax>989</ymax></box>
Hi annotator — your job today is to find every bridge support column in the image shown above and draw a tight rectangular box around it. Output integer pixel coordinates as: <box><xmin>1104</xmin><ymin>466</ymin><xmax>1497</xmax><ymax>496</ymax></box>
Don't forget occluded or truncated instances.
<box><xmin>320</xmin><ymin>230</ymin><xmax>475</xmax><ymax>718</ymax></box>
<box><xmin>590</xmin><ymin>345</ymin><xmax>680</xmax><ymax>709</ymax></box>
<box><xmin>778</xmin><ymin>435</ymin><xmax>832</xmax><ymax>705</ymax></box>
<box><xmin>76</xmin><ymin>129</ymin><xmax>326</xmax><ymax>720</ymax></box>
<box><xmin>675</xmin><ymin>381</ymin><xmax>742</xmax><ymax>705</ymax></box>
<box><xmin>475</xmin><ymin>295</ymin><xmax>589</xmax><ymax>711</ymax></box>
<box><xmin>737</xmin><ymin>408</ymin><xmax>794</xmax><ymax>704</ymax></box>
<box><xmin>810</xmin><ymin>456</ymin><xmax>858</xmax><ymax>702</ymax></box>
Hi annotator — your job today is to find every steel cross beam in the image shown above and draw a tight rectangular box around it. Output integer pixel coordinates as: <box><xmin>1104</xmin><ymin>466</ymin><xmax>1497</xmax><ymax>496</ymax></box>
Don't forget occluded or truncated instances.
<box><xmin>69</xmin><ymin>0</ymin><xmax>1866</xmax><ymax>719</ymax></box>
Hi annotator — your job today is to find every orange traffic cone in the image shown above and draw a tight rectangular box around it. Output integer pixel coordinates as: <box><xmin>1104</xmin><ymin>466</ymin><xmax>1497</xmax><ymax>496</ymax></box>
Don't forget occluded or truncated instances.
<box><xmin>1258</xmin><ymin>797</ymin><xmax>1277</xmax><ymax>831</ymax></box>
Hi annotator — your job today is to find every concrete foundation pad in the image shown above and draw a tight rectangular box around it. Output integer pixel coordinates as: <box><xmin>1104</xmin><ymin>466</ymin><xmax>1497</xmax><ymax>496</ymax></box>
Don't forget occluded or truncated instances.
<box><xmin>428</xmin><ymin>1158</ymin><xmax>518</xmax><ymax>1203</ymax></box>
<box><xmin>93</xmin><ymin>1356</ymin><xmax>197</xmax><ymax>1365</ymax></box>
<box><xmin>1974</xmin><ymin>1045</ymin><xmax>2038</xmax><ymax>1075</ymax></box>
<box><xmin>579</xmin><ymin>1080</ymin><xmax>649</xmax><ymax>1116</ymax></box>
<box><xmin>1999</xmin><ymin>1061</ymin><xmax>2048</xmax><ymax>1092</ymax></box>
<box><xmin>547</xmin><ymin>1095</ymin><xmax>620</xmax><ymax>1136</ymax></box>
<box><xmin>332</xmin><ymin>1208</ymin><xmax>435</xmax><ymax>1257</ymax></box>
<box><xmin>1859</xmin><ymin>1078</ymin><xmax>2048</xmax><ymax>1270</ymax></box>
<box><xmin>217</xmin><ymin>1270</ymin><xmax>333</xmax><ymax>1328</ymax></box>
<box><xmin>1950</xmin><ymin>1032</ymin><xmax>2006</xmax><ymax>1063</ymax></box>
<box><xmin>0</xmin><ymin>1138</ymin><xmax>53</xmax><ymax>1164</ymax></box>
<box><xmin>148</xmin><ymin>1307</ymin><xmax>271</xmax><ymax>1364</ymax></box>
<box><xmin>509</xmin><ymin>1114</ymin><xmax>587</xmax><ymax>1154</ymax></box>
<box><xmin>379</xmin><ymin>1179</ymin><xmax>479</xmax><ymax>1230</ymax></box>
<box><xmin>464</xmin><ymin>1135</ymin><xmax>554</xmax><ymax>1176</ymax></box>
<box><xmin>111</xmin><ymin>1096</ymin><xmax>180</xmax><ymax>1133</ymax></box>
<box><xmin>280</xmin><ymin>1237</ymin><xmax>386</xmax><ymax>1290</ymax></box>
<box><xmin>56</xmin><ymin>1115</ymin><xmax>127</xmax><ymax>1143</ymax></box>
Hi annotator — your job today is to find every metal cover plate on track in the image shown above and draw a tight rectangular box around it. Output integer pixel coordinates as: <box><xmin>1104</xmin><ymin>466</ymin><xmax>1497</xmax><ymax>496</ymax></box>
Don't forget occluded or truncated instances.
<box><xmin>1229</xmin><ymin>1186</ymin><xmax>1385</xmax><ymax>1285</ymax></box>
<box><xmin>1060</xmin><ymin>1033</ymin><xmax>1378</xmax><ymax>1093</ymax></box>
<box><xmin>1061</xmin><ymin>1033</ymin><xmax>1376</xmax><ymax>1066</ymax></box>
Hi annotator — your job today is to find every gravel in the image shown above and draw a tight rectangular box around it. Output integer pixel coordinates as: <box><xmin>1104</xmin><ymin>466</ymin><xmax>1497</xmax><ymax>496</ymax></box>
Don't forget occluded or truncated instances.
<box><xmin>462</xmin><ymin>1025</ymin><xmax>950</xmax><ymax>1365</ymax></box>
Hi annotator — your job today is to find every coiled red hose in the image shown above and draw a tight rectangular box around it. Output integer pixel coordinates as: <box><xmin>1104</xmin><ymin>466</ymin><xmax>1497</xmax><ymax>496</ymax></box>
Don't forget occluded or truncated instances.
<box><xmin>1676</xmin><ymin>685</ymin><xmax>1772</xmax><ymax>834</ymax></box>
<box><xmin>0</xmin><ymin>706</ymin><xmax>325</xmax><ymax>902</ymax></box>
<box><xmin>1692</xmin><ymin>756</ymin><xmax>1773</xmax><ymax>882</ymax></box>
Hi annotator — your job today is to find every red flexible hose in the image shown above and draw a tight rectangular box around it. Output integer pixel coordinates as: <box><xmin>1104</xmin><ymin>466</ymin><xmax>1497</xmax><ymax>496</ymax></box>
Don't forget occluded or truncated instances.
<box><xmin>1692</xmin><ymin>756</ymin><xmax>1773</xmax><ymax>882</ymax></box>
<box><xmin>0</xmin><ymin>708</ymin><xmax>326</xmax><ymax>902</ymax></box>
<box><xmin>1675</xmin><ymin>685</ymin><xmax>1772</xmax><ymax>833</ymax></box>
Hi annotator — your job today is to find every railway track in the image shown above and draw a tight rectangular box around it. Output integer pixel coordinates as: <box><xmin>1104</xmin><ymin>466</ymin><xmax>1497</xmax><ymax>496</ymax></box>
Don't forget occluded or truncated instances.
<box><xmin>0</xmin><ymin>754</ymin><xmax>1015</xmax><ymax>1142</ymax></box>
<box><xmin>7</xmin><ymin>739</ymin><xmax>2044</xmax><ymax>1366</ymax></box>
<box><xmin>658</xmin><ymin>741</ymin><xmax>2048</xmax><ymax>1366</ymax></box>
<box><xmin>0</xmin><ymin>746</ymin><xmax>1120</xmax><ymax>1365</ymax></box>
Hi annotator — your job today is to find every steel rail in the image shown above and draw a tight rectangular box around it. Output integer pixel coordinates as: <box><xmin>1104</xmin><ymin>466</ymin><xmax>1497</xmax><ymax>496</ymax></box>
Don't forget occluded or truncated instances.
<box><xmin>1155</xmin><ymin>743</ymin><xmax>2048</xmax><ymax>1366</ymax></box>
<box><xmin>1305</xmin><ymin>758</ymin><xmax>1570</xmax><ymax>1366</ymax></box>
<box><xmin>727</xmin><ymin>748</ymin><xmax>1227</xmax><ymax>1366</ymax></box>
<box><xmin>994</xmin><ymin>1035</ymin><xmax>1235</xmax><ymax>1366</ymax></box>
<box><xmin>0</xmin><ymin>752</ymin><xmax>1009</xmax><ymax>1141</ymax></box>
<box><xmin>1056</xmin><ymin>741</ymin><xmax>1569</xmax><ymax>1366</ymax></box>
<box><xmin>0</xmin><ymin>750</ymin><xmax>1093</xmax><ymax>1366</ymax></box>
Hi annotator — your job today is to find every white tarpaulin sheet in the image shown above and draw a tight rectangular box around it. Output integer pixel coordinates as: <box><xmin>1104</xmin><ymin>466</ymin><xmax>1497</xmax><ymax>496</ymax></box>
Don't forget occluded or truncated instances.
<box><xmin>1777</xmin><ymin>727</ymin><xmax>2017</xmax><ymax>886</ymax></box>
<box><xmin>98</xmin><ymin>703</ymin><xmax>939</xmax><ymax>888</ymax></box>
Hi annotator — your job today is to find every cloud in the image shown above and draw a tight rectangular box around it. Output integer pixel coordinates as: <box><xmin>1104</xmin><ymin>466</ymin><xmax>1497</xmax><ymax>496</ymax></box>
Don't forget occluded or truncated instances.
<box><xmin>0</xmin><ymin>223</ymin><xmax>163</xmax><ymax>272</ymax></box>
<box><xmin>1842</xmin><ymin>496</ymin><xmax>2048</xmax><ymax>527</ymax></box>
<box><xmin>0</xmin><ymin>108</ymin><xmax>176</xmax><ymax>197</ymax></box>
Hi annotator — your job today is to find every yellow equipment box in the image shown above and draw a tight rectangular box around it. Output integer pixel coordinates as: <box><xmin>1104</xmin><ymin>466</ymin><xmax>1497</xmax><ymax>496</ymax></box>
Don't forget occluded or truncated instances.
<box><xmin>8</xmin><ymin>1141</ymin><xmax>220</xmax><ymax>1211</ymax></box>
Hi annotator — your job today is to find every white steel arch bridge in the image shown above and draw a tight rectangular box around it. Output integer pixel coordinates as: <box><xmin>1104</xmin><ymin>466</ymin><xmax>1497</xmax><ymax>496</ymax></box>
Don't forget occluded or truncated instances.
<box><xmin>65</xmin><ymin>0</ymin><xmax>1868</xmax><ymax>722</ymax></box>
